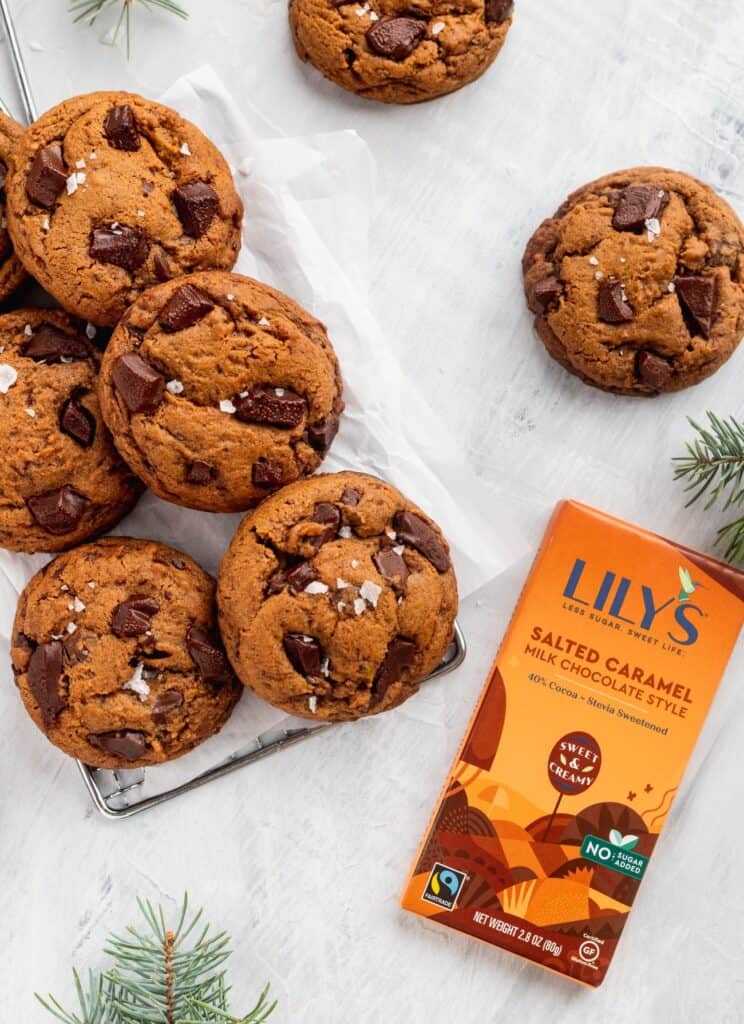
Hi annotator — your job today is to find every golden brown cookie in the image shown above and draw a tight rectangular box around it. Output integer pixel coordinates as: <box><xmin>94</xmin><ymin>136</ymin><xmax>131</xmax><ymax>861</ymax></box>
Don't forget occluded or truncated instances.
<box><xmin>98</xmin><ymin>272</ymin><xmax>344</xmax><ymax>513</ymax></box>
<box><xmin>0</xmin><ymin>113</ymin><xmax>26</xmax><ymax>303</ymax></box>
<box><xmin>290</xmin><ymin>0</ymin><xmax>513</xmax><ymax>104</ymax></box>
<box><xmin>217</xmin><ymin>471</ymin><xmax>458</xmax><ymax>722</ymax></box>
<box><xmin>0</xmin><ymin>309</ymin><xmax>142</xmax><ymax>553</ymax></box>
<box><xmin>11</xmin><ymin>537</ymin><xmax>241</xmax><ymax>768</ymax></box>
<box><xmin>523</xmin><ymin>167</ymin><xmax>744</xmax><ymax>395</ymax></box>
<box><xmin>6</xmin><ymin>91</ymin><xmax>243</xmax><ymax>326</ymax></box>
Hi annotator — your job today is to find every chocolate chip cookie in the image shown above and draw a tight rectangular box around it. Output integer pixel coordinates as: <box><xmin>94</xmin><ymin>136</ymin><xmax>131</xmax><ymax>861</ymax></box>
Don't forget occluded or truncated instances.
<box><xmin>0</xmin><ymin>113</ymin><xmax>26</xmax><ymax>303</ymax></box>
<box><xmin>11</xmin><ymin>537</ymin><xmax>241</xmax><ymax>768</ymax></box>
<box><xmin>6</xmin><ymin>91</ymin><xmax>243</xmax><ymax>326</ymax></box>
<box><xmin>98</xmin><ymin>272</ymin><xmax>344</xmax><ymax>513</ymax></box>
<box><xmin>290</xmin><ymin>0</ymin><xmax>514</xmax><ymax>104</ymax></box>
<box><xmin>523</xmin><ymin>167</ymin><xmax>744</xmax><ymax>395</ymax></box>
<box><xmin>217</xmin><ymin>471</ymin><xmax>458</xmax><ymax>722</ymax></box>
<box><xmin>0</xmin><ymin>309</ymin><xmax>142</xmax><ymax>552</ymax></box>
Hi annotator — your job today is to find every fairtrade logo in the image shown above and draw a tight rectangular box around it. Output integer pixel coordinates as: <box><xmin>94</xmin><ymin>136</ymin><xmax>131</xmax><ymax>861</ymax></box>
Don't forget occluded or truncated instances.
<box><xmin>421</xmin><ymin>862</ymin><xmax>467</xmax><ymax>911</ymax></box>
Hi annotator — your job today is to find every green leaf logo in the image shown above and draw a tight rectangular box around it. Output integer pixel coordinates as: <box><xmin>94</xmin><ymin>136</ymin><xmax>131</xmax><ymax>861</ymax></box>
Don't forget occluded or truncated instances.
<box><xmin>609</xmin><ymin>829</ymin><xmax>639</xmax><ymax>851</ymax></box>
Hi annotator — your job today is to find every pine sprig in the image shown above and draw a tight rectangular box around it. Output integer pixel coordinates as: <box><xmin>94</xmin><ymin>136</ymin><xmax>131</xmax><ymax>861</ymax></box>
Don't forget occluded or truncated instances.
<box><xmin>673</xmin><ymin>412</ymin><xmax>744</xmax><ymax>563</ymax></box>
<box><xmin>35</xmin><ymin>894</ymin><xmax>277</xmax><ymax>1024</ymax></box>
<box><xmin>69</xmin><ymin>0</ymin><xmax>189</xmax><ymax>58</ymax></box>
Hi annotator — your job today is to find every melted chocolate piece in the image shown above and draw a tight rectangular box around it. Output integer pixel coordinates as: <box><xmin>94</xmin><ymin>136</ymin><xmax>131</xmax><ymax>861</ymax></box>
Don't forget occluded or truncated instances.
<box><xmin>60</xmin><ymin>396</ymin><xmax>96</xmax><ymax>447</ymax></box>
<box><xmin>340</xmin><ymin>486</ymin><xmax>361</xmax><ymax>507</ymax></box>
<box><xmin>25</xmin><ymin>325</ymin><xmax>89</xmax><ymax>363</ymax></box>
<box><xmin>311</xmin><ymin>502</ymin><xmax>341</xmax><ymax>549</ymax></box>
<box><xmin>27</xmin><ymin>640</ymin><xmax>66</xmax><ymax>728</ymax></box>
<box><xmin>373</xmin><ymin>546</ymin><xmax>410</xmax><ymax>591</ymax></box>
<box><xmin>26</xmin><ymin>145</ymin><xmax>67</xmax><ymax>209</ymax></box>
<box><xmin>151</xmin><ymin>688</ymin><xmax>184</xmax><ymax>724</ymax></box>
<box><xmin>111</xmin><ymin>595</ymin><xmax>159</xmax><ymax>638</ymax></box>
<box><xmin>612</xmin><ymin>186</ymin><xmax>668</xmax><ymax>232</ymax></box>
<box><xmin>636</xmin><ymin>350</ymin><xmax>672</xmax><ymax>391</ymax></box>
<box><xmin>598</xmin><ymin>278</ymin><xmax>634</xmax><ymax>323</ymax></box>
<box><xmin>27</xmin><ymin>486</ymin><xmax>87</xmax><ymax>535</ymax></box>
<box><xmin>88</xmin><ymin>729</ymin><xmax>147</xmax><ymax>761</ymax></box>
<box><xmin>306</xmin><ymin>414</ymin><xmax>339</xmax><ymax>453</ymax></box>
<box><xmin>173</xmin><ymin>181</ymin><xmax>219</xmax><ymax>238</ymax></box>
<box><xmin>392</xmin><ymin>510</ymin><xmax>450</xmax><ymax>572</ymax></box>
<box><xmin>186</xmin><ymin>459</ymin><xmax>216</xmax><ymax>484</ymax></box>
<box><xmin>234</xmin><ymin>386</ymin><xmax>307</xmax><ymax>428</ymax></box>
<box><xmin>112</xmin><ymin>352</ymin><xmax>165</xmax><ymax>414</ymax></box>
<box><xmin>675</xmin><ymin>275</ymin><xmax>716</xmax><ymax>338</ymax></box>
<box><xmin>373</xmin><ymin>636</ymin><xmax>417</xmax><ymax>702</ymax></box>
<box><xmin>103</xmin><ymin>104</ymin><xmax>141</xmax><ymax>151</ymax></box>
<box><xmin>153</xmin><ymin>250</ymin><xmax>172</xmax><ymax>282</ymax></box>
<box><xmin>90</xmin><ymin>225</ymin><xmax>149</xmax><ymax>271</ymax></box>
<box><xmin>485</xmin><ymin>0</ymin><xmax>514</xmax><ymax>23</ymax></box>
<box><xmin>530</xmin><ymin>275</ymin><xmax>562</xmax><ymax>314</ymax></box>
<box><xmin>366</xmin><ymin>17</ymin><xmax>426</xmax><ymax>60</ymax></box>
<box><xmin>284</xmin><ymin>633</ymin><xmax>323</xmax><ymax>676</ymax></box>
<box><xmin>253</xmin><ymin>459</ymin><xmax>285</xmax><ymax>486</ymax></box>
<box><xmin>268</xmin><ymin>561</ymin><xmax>318</xmax><ymax>596</ymax></box>
<box><xmin>186</xmin><ymin>626</ymin><xmax>232</xmax><ymax>684</ymax></box>
<box><xmin>158</xmin><ymin>284</ymin><xmax>214</xmax><ymax>332</ymax></box>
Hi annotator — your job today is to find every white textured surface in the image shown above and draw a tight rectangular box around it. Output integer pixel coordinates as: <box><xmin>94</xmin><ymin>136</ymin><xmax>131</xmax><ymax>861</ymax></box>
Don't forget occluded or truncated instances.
<box><xmin>1</xmin><ymin>1</ymin><xmax>744</xmax><ymax>1021</ymax></box>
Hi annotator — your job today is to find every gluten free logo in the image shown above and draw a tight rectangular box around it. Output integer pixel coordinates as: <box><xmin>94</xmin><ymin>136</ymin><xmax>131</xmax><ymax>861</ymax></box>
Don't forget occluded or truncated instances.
<box><xmin>422</xmin><ymin>862</ymin><xmax>467</xmax><ymax>911</ymax></box>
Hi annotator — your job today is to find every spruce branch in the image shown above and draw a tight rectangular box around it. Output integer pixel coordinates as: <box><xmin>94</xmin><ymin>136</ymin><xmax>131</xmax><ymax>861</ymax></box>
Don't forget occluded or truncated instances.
<box><xmin>36</xmin><ymin>894</ymin><xmax>277</xmax><ymax>1024</ymax></box>
<box><xmin>673</xmin><ymin>411</ymin><xmax>744</xmax><ymax>563</ymax></box>
<box><xmin>69</xmin><ymin>0</ymin><xmax>189</xmax><ymax>58</ymax></box>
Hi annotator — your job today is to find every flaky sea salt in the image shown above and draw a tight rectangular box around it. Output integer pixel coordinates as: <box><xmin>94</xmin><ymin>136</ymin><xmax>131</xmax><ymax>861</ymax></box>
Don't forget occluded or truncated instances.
<box><xmin>24</xmin><ymin>408</ymin><xmax>35</xmax><ymax>418</ymax></box>
<box><xmin>351</xmin><ymin>559</ymin><xmax>359</xmax><ymax>569</ymax></box>
<box><xmin>85</xmin><ymin>323</ymin><xmax>96</xmax><ymax>339</ymax></box>
<box><xmin>308</xmin><ymin>695</ymin><xmax>318</xmax><ymax>713</ymax></box>
<box><xmin>337</xmin><ymin>577</ymin><xmax>352</xmax><ymax>590</ymax></box>
<box><xmin>385</xmin><ymin>528</ymin><xmax>397</xmax><ymax>540</ymax></box>
<box><xmin>166</xmin><ymin>379</ymin><xmax>184</xmax><ymax>395</ymax></box>
<box><xmin>75</xmin><ymin>158</ymin><xmax>86</xmax><ymax>169</ymax></box>
<box><xmin>321</xmin><ymin>657</ymin><xmax>330</xmax><ymax>678</ymax></box>
<box><xmin>393</xmin><ymin>545</ymin><xmax>404</xmax><ymax>556</ymax></box>
<box><xmin>23</xmin><ymin>324</ymin><xmax>33</xmax><ymax>336</ymax></box>
<box><xmin>645</xmin><ymin>217</ymin><xmax>661</xmax><ymax>242</ymax></box>
<box><xmin>73</xmin><ymin>597</ymin><xmax>85</xmax><ymax>613</ymax></box>
<box><xmin>339</xmin><ymin>526</ymin><xmax>353</xmax><ymax>539</ymax></box>
<box><xmin>305</xmin><ymin>580</ymin><xmax>329</xmax><ymax>595</ymax></box>
<box><xmin>180</xmin><ymin>142</ymin><xmax>192</xmax><ymax>156</ymax></box>
<box><xmin>86</xmin><ymin>581</ymin><xmax>96</xmax><ymax>589</ymax></box>
<box><xmin>432</xmin><ymin>20</ymin><xmax>445</xmax><ymax>34</ymax></box>
<box><xmin>258</xmin><ymin>317</ymin><xmax>270</xmax><ymax>327</ymax></box>
<box><xmin>588</xmin><ymin>256</ymin><xmax>599</xmax><ymax>266</ymax></box>
<box><xmin>0</xmin><ymin>364</ymin><xmax>17</xmax><ymax>393</ymax></box>
<box><xmin>219</xmin><ymin>399</ymin><xmax>237</xmax><ymax>414</ymax></box>
<box><xmin>42</xmin><ymin>216</ymin><xmax>50</xmax><ymax>232</ymax></box>
<box><xmin>668</xmin><ymin>281</ymin><xmax>676</xmax><ymax>293</ymax></box>
<box><xmin>360</xmin><ymin>580</ymin><xmax>382</xmax><ymax>608</ymax></box>
<box><xmin>123</xmin><ymin>662</ymin><xmax>150</xmax><ymax>702</ymax></box>
<box><xmin>66</xmin><ymin>622</ymin><xmax>77</xmax><ymax>634</ymax></box>
<box><xmin>594</xmin><ymin>271</ymin><xmax>604</xmax><ymax>280</ymax></box>
<box><xmin>226</xmin><ymin>293</ymin><xmax>235</xmax><ymax>301</ymax></box>
<box><xmin>354</xmin><ymin>597</ymin><xmax>366</xmax><ymax>616</ymax></box>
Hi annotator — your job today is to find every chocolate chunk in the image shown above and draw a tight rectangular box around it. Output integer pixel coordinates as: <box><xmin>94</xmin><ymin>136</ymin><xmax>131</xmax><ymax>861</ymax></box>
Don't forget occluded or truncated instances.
<box><xmin>90</xmin><ymin>225</ymin><xmax>149</xmax><ymax>271</ymax></box>
<box><xmin>311</xmin><ymin>502</ymin><xmax>341</xmax><ymax>549</ymax></box>
<box><xmin>485</xmin><ymin>0</ymin><xmax>514</xmax><ymax>23</ymax></box>
<box><xmin>158</xmin><ymin>283</ymin><xmax>214</xmax><ymax>332</ymax></box>
<box><xmin>26</xmin><ymin>145</ymin><xmax>67</xmax><ymax>209</ymax></box>
<box><xmin>284</xmin><ymin>633</ymin><xmax>322</xmax><ymax>676</ymax></box>
<box><xmin>598</xmin><ymin>278</ymin><xmax>634</xmax><ymax>323</ymax></box>
<box><xmin>234</xmin><ymin>386</ymin><xmax>307</xmax><ymax>428</ymax></box>
<box><xmin>152</xmin><ymin>250</ymin><xmax>172</xmax><ymax>282</ymax></box>
<box><xmin>306</xmin><ymin>414</ymin><xmax>339</xmax><ymax>453</ymax></box>
<box><xmin>268</xmin><ymin>561</ymin><xmax>318</xmax><ymax>596</ymax></box>
<box><xmin>151</xmin><ymin>688</ymin><xmax>184</xmax><ymax>724</ymax></box>
<box><xmin>25</xmin><ymin>324</ymin><xmax>89</xmax><ymax>363</ymax></box>
<box><xmin>0</xmin><ymin>158</ymin><xmax>8</xmax><ymax>191</ymax></box>
<box><xmin>173</xmin><ymin>181</ymin><xmax>219</xmax><ymax>238</ymax></box>
<box><xmin>88</xmin><ymin>729</ymin><xmax>147</xmax><ymax>761</ymax></box>
<box><xmin>60</xmin><ymin>396</ymin><xmax>96</xmax><ymax>447</ymax></box>
<box><xmin>103</xmin><ymin>104</ymin><xmax>141</xmax><ymax>151</ymax></box>
<box><xmin>0</xmin><ymin>230</ymin><xmax>11</xmax><ymax>264</ymax></box>
<box><xmin>530</xmin><ymin>275</ymin><xmax>562</xmax><ymax>314</ymax></box>
<box><xmin>674</xmin><ymin>275</ymin><xmax>716</xmax><ymax>339</ymax></box>
<box><xmin>636</xmin><ymin>350</ymin><xmax>673</xmax><ymax>391</ymax></box>
<box><xmin>111</xmin><ymin>595</ymin><xmax>159</xmax><ymax>638</ymax></box>
<box><xmin>186</xmin><ymin>626</ymin><xmax>232</xmax><ymax>685</ymax></box>
<box><xmin>186</xmin><ymin>459</ymin><xmax>216</xmax><ymax>484</ymax></box>
<box><xmin>366</xmin><ymin>17</ymin><xmax>426</xmax><ymax>60</ymax></box>
<box><xmin>27</xmin><ymin>640</ymin><xmax>65</xmax><ymax>728</ymax></box>
<box><xmin>27</xmin><ymin>486</ymin><xmax>87</xmax><ymax>535</ymax></box>
<box><xmin>171</xmin><ymin>558</ymin><xmax>186</xmax><ymax>570</ymax></box>
<box><xmin>393</xmin><ymin>510</ymin><xmax>450</xmax><ymax>573</ymax></box>
<box><xmin>374</xmin><ymin>637</ymin><xmax>417</xmax><ymax>702</ymax></box>
<box><xmin>253</xmin><ymin>459</ymin><xmax>285</xmax><ymax>486</ymax></box>
<box><xmin>374</xmin><ymin>547</ymin><xmax>410</xmax><ymax>591</ymax></box>
<box><xmin>112</xmin><ymin>352</ymin><xmax>165</xmax><ymax>414</ymax></box>
<box><xmin>612</xmin><ymin>186</ymin><xmax>668</xmax><ymax>232</ymax></box>
<box><xmin>340</xmin><ymin>487</ymin><xmax>361</xmax><ymax>507</ymax></box>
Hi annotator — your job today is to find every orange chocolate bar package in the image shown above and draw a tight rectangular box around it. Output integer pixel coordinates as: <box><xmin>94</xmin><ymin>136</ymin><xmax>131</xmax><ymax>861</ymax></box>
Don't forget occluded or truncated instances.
<box><xmin>401</xmin><ymin>500</ymin><xmax>744</xmax><ymax>986</ymax></box>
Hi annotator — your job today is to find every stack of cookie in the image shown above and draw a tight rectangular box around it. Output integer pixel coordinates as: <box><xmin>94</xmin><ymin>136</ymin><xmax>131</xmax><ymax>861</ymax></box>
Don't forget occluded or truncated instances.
<box><xmin>2</xmin><ymin>92</ymin><xmax>459</xmax><ymax>771</ymax></box>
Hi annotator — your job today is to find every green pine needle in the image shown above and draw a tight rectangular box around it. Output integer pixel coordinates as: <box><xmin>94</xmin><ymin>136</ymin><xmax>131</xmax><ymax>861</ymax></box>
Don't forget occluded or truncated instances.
<box><xmin>673</xmin><ymin>411</ymin><xmax>744</xmax><ymax>563</ymax></box>
<box><xmin>35</xmin><ymin>894</ymin><xmax>276</xmax><ymax>1024</ymax></box>
<box><xmin>69</xmin><ymin>0</ymin><xmax>188</xmax><ymax>58</ymax></box>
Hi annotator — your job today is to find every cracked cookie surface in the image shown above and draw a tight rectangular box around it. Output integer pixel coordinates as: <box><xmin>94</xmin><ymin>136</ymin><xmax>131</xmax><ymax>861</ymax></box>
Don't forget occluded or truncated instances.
<box><xmin>217</xmin><ymin>471</ymin><xmax>458</xmax><ymax>722</ymax></box>
<box><xmin>11</xmin><ymin>537</ymin><xmax>241</xmax><ymax>768</ymax></box>
<box><xmin>290</xmin><ymin>0</ymin><xmax>514</xmax><ymax>104</ymax></box>
<box><xmin>98</xmin><ymin>272</ymin><xmax>344</xmax><ymax>513</ymax></box>
<box><xmin>522</xmin><ymin>167</ymin><xmax>744</xmax><ymax>395</ymax></box>
<box><xmin>0</xmin><ymin>309</ymin><xmax>142</xmax><ymax>553</ymax></box>
<box><xmin>0</xmin><ymin>112</ymin><xmax>26</xmax><ymax>303</ymax></box>
<box><xmin>6</xmin><ymin>91</ymin><xmax>243</xmax><ymax>326</ymax></box>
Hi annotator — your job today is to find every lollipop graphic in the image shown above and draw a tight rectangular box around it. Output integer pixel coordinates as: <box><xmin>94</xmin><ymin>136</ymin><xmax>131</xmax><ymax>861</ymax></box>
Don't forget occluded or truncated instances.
<box><xmin>541</xmin><ymin>731</ymin><xmax>602</xmax><ymax>841</ymax></box>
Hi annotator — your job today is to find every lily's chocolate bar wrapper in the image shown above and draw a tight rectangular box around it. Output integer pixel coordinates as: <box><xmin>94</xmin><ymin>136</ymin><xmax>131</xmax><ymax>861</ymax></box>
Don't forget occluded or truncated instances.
<box><xmin>401</xmin><ymin>500</ymin><xmax>744</xmax><ymax>986</ymax></box>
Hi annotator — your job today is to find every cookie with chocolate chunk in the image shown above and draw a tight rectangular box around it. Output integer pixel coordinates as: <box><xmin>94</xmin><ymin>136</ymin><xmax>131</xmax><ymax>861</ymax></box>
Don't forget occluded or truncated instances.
<box><xmin>289</xmin><ymin>0</ymin><xmax>513</xmax><ymax>104</ymax></box>
<box><xmin>217</xmin><ymin>471</ymin><xmax>458</xmax><ymax>721</ymax></box>
<box><xmin>523</xmin><ymin>167</ymin><xmax>744</xmax><ymax>395</ymax></box>
<box><xmin>11</xmin><ymin>537</ymin><xmax>241</xmax><ymax>768</ymax></box>
<box><xmin>6</xmin><ymin>91</ymin><xmax>243</xmax><ymax>326</ymax></box>
<box><xmin>0</xmin><ymin>113</ymin><xmax>26</xmax><ymax>303</ymax></box>
<box><xmin>0</xmin><ymin>309</ymin><xmax>142</xmax><ymax>553</ymax></box>
<box><xmin>98</xmin><ymin>271</ymin><xmax>344</xmax><ymax>513</ymax></box>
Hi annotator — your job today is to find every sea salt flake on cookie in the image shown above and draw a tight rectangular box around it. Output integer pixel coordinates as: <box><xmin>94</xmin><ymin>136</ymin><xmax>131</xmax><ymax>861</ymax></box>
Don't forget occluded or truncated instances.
<box><xmin>360</xmin><ymin>580</ymin><xmax>382</xmax><ymax>607</ymax></box>
<box><xmin>73</xmin><ymin>596</ymin><xmax>85</xmax><ymax>613</ymax></box>
<box><xmin>219</xmin><ymin>398</ymin><xmax>236</xmax><ymax>414</ymax></box>
<box><xmin>305</xmin><ymin>580</ymin><xmax>329</xmax><ymax>595</ymax></box>
<box><xmin>258</xmin><ymin>316</ymin><xmax>270</xmax><ymax>326</ymax></box>
<box><xmin>339</xmin><ymin>526</ymin><xmax>352</xmax><ymax>539</ymax></box>
<box><xmin>645</xmin><ymin>217</ymin><xmax>661</xmax><ymax>241</ymax></box>
<box><xmin>180</xmin><ymin>142</ymin><xmax>192</xmax><ymax>156</ymax></box>
<box><xmin>354</xmin><ymin>597</ymin><xmax>366</xmax><ymax>616</ymax></box>
<box><xmin>123</xmin><ymin>662</ymin><xmax>150</xmax><ymax>702</ymax></box>
<box><xmin>66</xmin><ymin>621</ymin><xmax>77</xmax><ymax>634</ymax></box>
<box><xmin>308</xmin><ymin>695</ymin><xmax>318</xmax><ymax>713</ymax></box>
<box><xmin>0</xmin><ymin>364</ymin><xmax>17</xmax><ymax>392</ymax></box>
<box><xmin>432</xmin><ymin>21</ymin><xmax>445</xmax><ymax>34</ymax></box>
<box><xmin>166</xmin><ymin>379</ymin><xmax>184</xmax><ymax>395</ymax></box>
<box><xmin>24</xmin><ymin>407</ymin><xmax>35</xmax><ymax>417</ymax></box>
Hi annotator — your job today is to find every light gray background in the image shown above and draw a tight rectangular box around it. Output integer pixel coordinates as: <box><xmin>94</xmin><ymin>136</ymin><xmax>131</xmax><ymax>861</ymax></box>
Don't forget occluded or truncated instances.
<box><xmin>2</xmin><ymin>1</ymin><xmax>744</xmax><ymax>1021</ymax></box>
